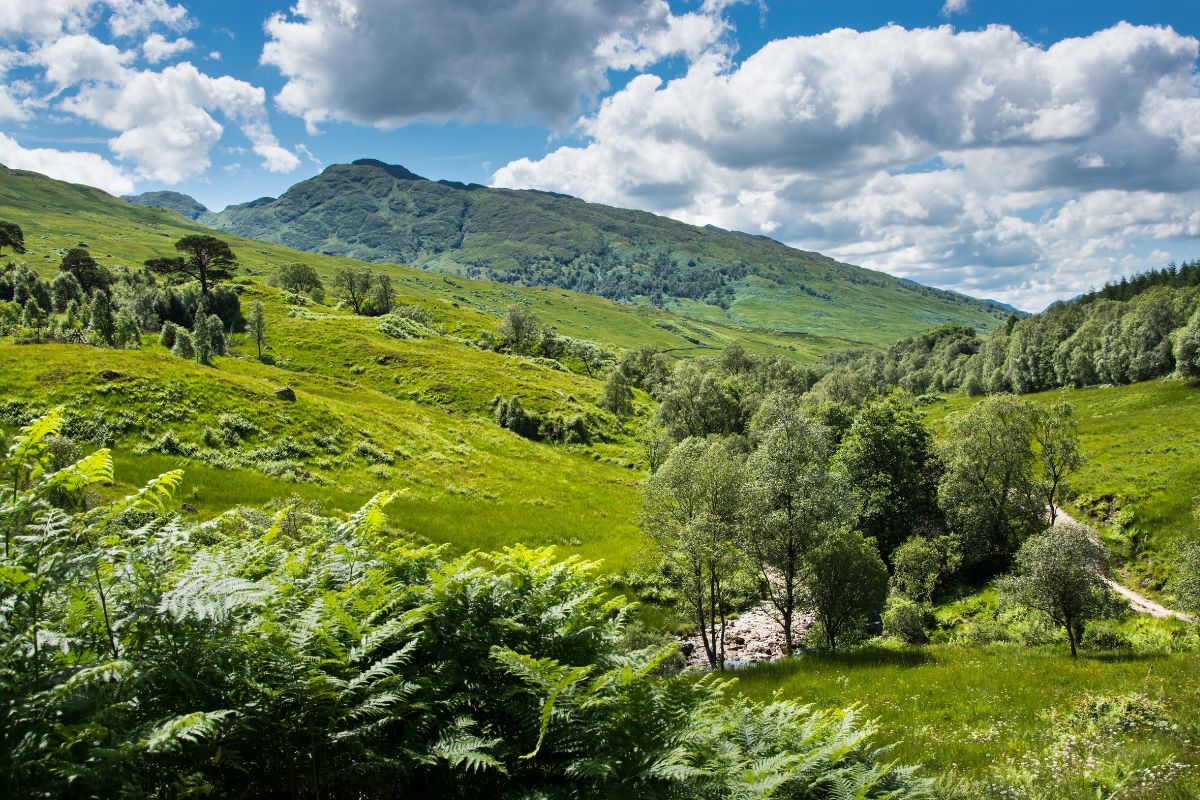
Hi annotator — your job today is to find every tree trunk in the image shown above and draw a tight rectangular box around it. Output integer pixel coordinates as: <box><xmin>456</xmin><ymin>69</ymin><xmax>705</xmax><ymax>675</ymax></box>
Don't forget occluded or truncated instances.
<box><xmin>1065</xmin><ymin>614</ymin><xmax>1077</xmax><ymax>658</ymax></box>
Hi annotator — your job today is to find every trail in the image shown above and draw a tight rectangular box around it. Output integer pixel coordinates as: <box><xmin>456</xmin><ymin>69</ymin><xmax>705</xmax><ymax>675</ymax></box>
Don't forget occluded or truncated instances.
<box><xmin>1054</xmin><ymin>508</ymin><xmax>1195</xmax><ymax>623</ymax></box>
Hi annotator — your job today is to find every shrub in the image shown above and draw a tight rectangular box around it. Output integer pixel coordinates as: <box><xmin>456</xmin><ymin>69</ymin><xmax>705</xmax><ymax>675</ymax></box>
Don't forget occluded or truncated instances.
<box><xmin>354</xmin><ymin>439</ymin><xmax>394</xmax><ymax>465</ymax></box>
<box><xmin>1080</xmin><ymin>621</ymin><xmax>1133</xmax><ymax>651</ymax></box>
<box><xmin>171</xmin><ymin>329</ymin><xmax>195</xmax><ymax>359</ymax></box>
<box><xmin>494</xmin><ymin>396</ymin><xmax>541</xmax><ymax>440</ymax></box>
<box><xmin>158</xmin><ymin>320</ymin><xmax>178</xmax><ymax>348</ymax></box>
<box><xmin>882</xmin><ymin>595</ymin><xmax>933</xmax><ymax>645</ymax></box>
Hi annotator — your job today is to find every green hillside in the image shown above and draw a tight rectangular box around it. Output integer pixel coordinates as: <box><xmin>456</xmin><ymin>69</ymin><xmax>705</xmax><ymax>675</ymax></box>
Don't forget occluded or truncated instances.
<box><xmin>177</xmin><ymin>159</ymin><xmax>1013</xmax><ymax>344</ymax></box>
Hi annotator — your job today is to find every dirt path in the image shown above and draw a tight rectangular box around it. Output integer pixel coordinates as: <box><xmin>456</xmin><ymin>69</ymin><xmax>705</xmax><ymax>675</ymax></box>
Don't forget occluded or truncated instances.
<box><xmin>1054</xmin><ymin>508</ymin><xmax>1195</xmax><ymax>623</ymax></box>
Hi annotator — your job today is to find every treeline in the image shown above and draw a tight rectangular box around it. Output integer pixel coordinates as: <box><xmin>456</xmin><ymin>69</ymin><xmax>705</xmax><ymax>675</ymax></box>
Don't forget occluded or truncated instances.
<box><xmin>0</xmin><ymin>410</ymin><xmax>929</xmax><ymax>799</ymax></box>
<box><xmin>464</xmin><ymin>244</ymin><xmax>748</xmax><ymax>308</ymax></box>
<box><xmin>813</xmin><ymin>275</ymin><xmax>1200</xmax><ymax>399</ymax></box>
<box><xmin>1076</xmin><ymin>259</ymin><xmax>1200</xmax><ymax>305</ymax></box>
<box><xmin>620</xmin><ymin>342</ymin><xmax>1090</xmax><ymax>665</ymax></box>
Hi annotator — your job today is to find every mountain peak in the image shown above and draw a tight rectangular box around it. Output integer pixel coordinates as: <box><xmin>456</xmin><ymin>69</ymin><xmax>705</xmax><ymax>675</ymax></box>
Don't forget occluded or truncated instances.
<box><xmin>348</xmin><ymin>159</ymin><xmax>426</xmax><ymax>182</ymax></box>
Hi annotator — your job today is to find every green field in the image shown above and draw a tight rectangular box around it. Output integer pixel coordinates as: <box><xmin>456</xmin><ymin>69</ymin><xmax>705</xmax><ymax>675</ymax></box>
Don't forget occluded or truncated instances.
<box><xmin>735</xmin><ymin>645</ymin><xmax>1200</xmax><ymax>797</ymax></box>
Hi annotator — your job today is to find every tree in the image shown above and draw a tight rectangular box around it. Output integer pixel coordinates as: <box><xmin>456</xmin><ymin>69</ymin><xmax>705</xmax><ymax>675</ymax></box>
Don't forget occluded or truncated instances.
<box><xmin>171</xmin><ymin>329</ymin><xmax>194</xmax><ymax>359</ymax></box>
<box><xmin>192</xmin><ymin>313</ymin><xmax>212</xmax><ymax>365</ymax></box>
<box><xmin>641</xmin><ymin>436</ymin><xmax>747</xmax><ymax>670</ymax></box>
<box><xmin>88</xmin><ymin>291</ymin><xmax>114</xmax><ymax>345</ymax></box>
<box><xmin>600</xmin><ymin>369</ymin><xmax>634</xmax><ymax>418</ymax></box>
<box><xmin>1176</xmin><ymin>308</ymin><xmax>1200</xmax><ymax>381</ymax></box>
<box><xmin>333</xmin><ymin>267</ymin><xmax>373</xmax><ymax>314</ymax></box>
<box><xmin>497</xmin><ymin>304</ymin><xmax>541</xmax><ymax>354</ymax></box>
<box><xmin>60</xmin><ymin>248</ymin><xmax>112</xmax><ymax>295</ymax></box>
<box><xmin>744</xmin><ymin>408</ymin><xmax>854</xmax><ymax>655</ymax></box>
<box><xmin>365</xmin><ymin>273</ymin><xmax>394</xmax><ymax>316</ymax></box>
<box><xmin>268</xmin><ymin>261</ymin><xmax>323</xmax><ymax>299</ymax></box>
<box><xmin>0</xmin><ymin>220</ymin><xmax>25</xmax><ymax>257</ymax></box>
<box><xmin>147</xmin><ymin>235</ymin><xmax>237</xmax><ymax>294</ymax></box>
<box><xmin>654</xmin><ymin>360</ymin><xmax>748</xmax><ymax>440</ymax></box>
<box><xmin>642</xmin><ymin>426</ymin><xmax>675</xmax><ymax>473</ymax></box>
<box><xmin>802</xmin><ymin>529</ymin><xmax>889</xmax><ymax>653</ymax></box>
<box><xmin>1001</xmin><ymin>521</ymin><xmax>1110</xmax><ymax>657</ymax></box>
<box><xmin>207</xmin><ymin>313</ymin><xmax>227</xmax><ymax>356</ymax></box>
<box><xmin>1033</xmin><ymin>402</ymin><xmax>1083</xmax><ymax>524</ymax></box>
<box><xmin>938</xmin><ymin>394</ymin><xmax>1046</xmax><ymax>570</ymax></box>
<box><xmin>50</xmin><ymin>272</ymin><xmax>83</xmax><ymax>312</ymax></box>
<box><xmin>1173</xmin><ymin>538</ymin><xmax>1200</xmax><ymax>620</ymax></box>
<box><xmin>835</xmin><ymin>395</ymin><xmax>943</xmax><ymax>559</ymax></box>
<box><xmin>247</xmin><ymin>300</ymin><xmax>267</xmax><ymax>360</ymax></box>
<box><xmin>890</xmin><ymin>535</ymin><xmax>949</xmax><ymax>603</ymax></box>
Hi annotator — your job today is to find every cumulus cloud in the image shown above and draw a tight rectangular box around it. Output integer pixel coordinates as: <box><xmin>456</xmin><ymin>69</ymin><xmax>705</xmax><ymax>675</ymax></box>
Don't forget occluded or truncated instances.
<box><xmin>941</xmin><ymin>0</ymin><xmax>968</xmax><ymax>16</ymax></box>
<box><xmin>0</xmin><ymin>132</ymin><xmax>135</xmax><ymax>194</ymax></box>
<box><xmin>0</xmin><ymin>0</ymin><xmax>187</xmax><ymax>42</ymax></box>
<box><xmin>56</xmin><ymin>55</ymin><xmax>300</xmax><ymax>181</ymax></box>
<box><xmin>261</xmin><ymin>0</ymin><xmax>734</xmax><ymax>131</ymax></box>
<box><xmin>142</xmin><ymin>33</ymin><xmax>192</xmax><ymax>63</ymax></box>
<box><xmin>494</xmin><ymin>23</ymin><xmax>1200</xmax><ymax>309</ymax></box>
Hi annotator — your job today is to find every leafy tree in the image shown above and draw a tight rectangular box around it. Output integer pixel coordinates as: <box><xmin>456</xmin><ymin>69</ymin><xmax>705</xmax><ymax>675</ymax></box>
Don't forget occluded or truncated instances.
<box><xmin>497</xmin><ymin>304</ymin><xmax>541</xmax><ymax>354</ymax></box>
<box><xmin>654</xmin><ymin>360</ymin><xmax>748</xmax><ymax>440</ymax></box>
<box><xmin>835</xmin><ymin>394</ymin><xmax>943</xmax><ymax>559</ymax></box>
<box><xmin>333</xmin><ymin>267</ymin><xmax>374</xmax><ymax>314</ymax></box>
<box><xmin>247</xmin><ymin>300</ymin><xmax>267</xmax><ymax>360</ymax></box>
<box><xmin>890</xmin><ymin>535</ymin><xmax>952</xmax><ymax>603</ymax></box>
<box><xmin>364</xmin><ymin>273</ymin><xmax>394</xmax><ymax>316</ymax></box>
<box><xmin>60</xmin><ymin>247</ymin><xmax>113</xmax><ymax>295</ymax></box>
<box><xmin>113</xmin><ymin>310</ymin><xmax>140</xmax><ymax>348</ymax></box>
<box><xmin>642</xmin><ymin>426</ymin><xmax>675</xmax><ymax>473</ymax></box>
<box><xmin>171</xmin><ymin>329</ymin><xmax>195</xmax><ymax>359</ymax></box>
<box><xmin>882</xmin><ymin>595</ymin><xmax>933</xmax><ymax>645</ymax></box>
<box><xmin>207</xmin><ymin>312</ymin><xmax>227</xmax><ymax>356</ymax></box>
<box><xmin>147</xmin><ymin>235</ymin><xmax>237</xmax><ymax>294</ymax></box>
<box><xmin>20</xmin><ymin>300</ymin><xmax>47</xmax><ymax>336</ymax></box>
<box><xmin>600</xmin><ymin>368</ymin><xmax>634</xmax><ymax>418</ymax></box>
<box><xmin>615</xmin><ymin>344</ymin><xmax>671</xmax><ymax>394</ymax></box>
<box><xmin>50</xmin><ymin>271</ymin><xmax>83</xmax><ymax>312</ymax></box>
<box><xmin>88</xmin><ymin>290</ymin><xmax>114</xmax><ymax>345</ymax></box>
<box><xmin>268</xmin><ymin>261</ymin><xmax>323</xmax><ymax>299</ymax></box>
<box><xmin>938</xmin><ymin>394</ymin><xmax>1046</xmax><ymax>570</ymax></box>
<box><xmin>0</xmin><ymin>220</ymin><xmax>25</xmax><ymax>256</ymax></box>
<box><xmin>1176</xmin><ymin>308</ymin><xmax>1200</xmax><ymax>381</ymax></box>
<box><xmin>494</xmin><ymin>396</ymin><xmax>540</xmax><ymax>440</ymax></box>
<box><xmin>1000</xmin><ymin>521</ymin><xmax>1111</xmax><ymax>657</ymax></box>
<box><xmin>641</xmin><ymin>436</ymin><xmax>747</xmax><ymax>670</ymax></box>
<box><xmin>159</xmin><ymin>320</ymin><xmax>178</xmax><ymax>349</ymax></box>
<box><xmin>802</xmin><ymin>529</ymin><xmax>889</xmax><ymax>653</ymax></box>
<box><xmin>192</xmin><ymin>312</ymin><xmax>213</xmax><ymax>364</ymax></box>
<box><xmin>1033</xmin><ymin>402</ymin><xmax>1083</xmax><ymax>525</ymax></box>
<box><xmin>744</xmin><ymin>408</ymin><xmax>853</xmax><ymax>655</ymax></box>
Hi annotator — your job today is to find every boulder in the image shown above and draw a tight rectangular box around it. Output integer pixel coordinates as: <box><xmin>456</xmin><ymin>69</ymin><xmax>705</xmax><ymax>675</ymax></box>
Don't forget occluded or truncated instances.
<box><xmin>273</xmin><ymin>386</ymin><xmax>297</xmax><ymax>401</ymax></box>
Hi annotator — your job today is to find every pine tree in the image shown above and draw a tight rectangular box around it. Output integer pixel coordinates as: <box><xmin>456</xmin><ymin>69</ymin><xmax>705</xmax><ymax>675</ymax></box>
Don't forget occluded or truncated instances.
<box><xmin>88</xmin><ymin>291</ymin><xmax>114</xmax><ymax>345</ymax></box>
<box><xmin>192</xmin><ymin>313</ymin><xmax>212</xmax><ymax>365</ymax></box>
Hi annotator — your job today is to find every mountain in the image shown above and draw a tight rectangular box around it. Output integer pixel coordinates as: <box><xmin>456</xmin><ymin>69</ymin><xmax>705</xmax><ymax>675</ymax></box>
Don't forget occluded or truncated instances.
<box><xmin>123</xmin><ymin>189</ymin><xmax>209</xmax><ymax>220</ymax></box>
<box><xmin>173</xmin><ymin>159</ymin><xmax>1015</xmax><ymax>344</ymax></box>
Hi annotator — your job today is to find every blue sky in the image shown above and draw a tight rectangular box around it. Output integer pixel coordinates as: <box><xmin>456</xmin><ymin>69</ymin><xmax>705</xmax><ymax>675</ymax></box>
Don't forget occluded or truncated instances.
<box><xmin>2</xmin><ymin>1</ymin><xmax>1199</xmax><ymax>309</ymax></box>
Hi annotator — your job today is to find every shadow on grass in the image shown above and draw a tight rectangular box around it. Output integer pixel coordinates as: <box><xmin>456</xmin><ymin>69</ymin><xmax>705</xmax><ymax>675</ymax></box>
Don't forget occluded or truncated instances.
<box><xmin>743</xmin><ymin>646</ymin><xmax>936</xmax><ymax>679</ymax></box>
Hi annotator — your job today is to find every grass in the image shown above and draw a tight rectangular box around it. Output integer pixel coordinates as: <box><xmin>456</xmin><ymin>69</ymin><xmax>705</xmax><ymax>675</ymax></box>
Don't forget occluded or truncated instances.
<box><xmin>733</xmin><ymin>645</ymin><xmax>1200</xmax><ymax>796</ymax></box>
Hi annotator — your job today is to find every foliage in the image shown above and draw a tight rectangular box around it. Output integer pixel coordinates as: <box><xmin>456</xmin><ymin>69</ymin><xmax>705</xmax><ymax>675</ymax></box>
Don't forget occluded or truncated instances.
<box><xmin>937</xmin><ymin>395</ymin><xmax>1046</xmax><ymax>571</ymax></box>
<box><xmin>0</xmin><ymin>411</ymin><xmax>927</xmax><ymax>799</ymax></box>
<box><xmin>0</xmin><ymin>220</ymin><xmax>25</xmax><ymax>256</ymax></box>
<box><xmin>599</xmin><ymin>368</ymin><xmax>634</xmax><ymax>418</ymax></box>
<box><xmin>834</xmin><ymin>393</ymin><xmax>943</xmax><ymax>559</ymax></box>
<box><xmin>641</xmin><ymin>436</ymin><xmax>748</xmax><ymax>670</ymax></box>
<box><xmin>801</xmin><ymin>529</ymin><xmax>888</xmax><ymax>653</ymax></box>
<box><xmin>1172</xmin><ymin>537</ymin><xmax>1200</xmax><ymax>618</ymax></box>
<box><xmin>890</xmin><ymin>535</ymin><xmax>950</xmax><ymax>603</ymax></box>
<box><xmin>247</xmin><ymin>299</ymin><xmax>267</xmax><ymax>359</ymax></box>
<box><xmin>59</xmin><ymin>247</ymin><xmax>112</xmax><ymax>295</ymax></box>
<box><xmin>1176</xmin><ymin>307</ymin><xmax>1200</xmax><ymax>381</ymax></box>
<box><xmin>268</xmin><ymin>261</ymin><xmax>324</xmax><ymax>301</ymax></box>
<box><xmin>1000</xmin><ymin>522</ymin><xmax>1112</xmax><ymax>657</ymax></box>
<box><xmin>882</xmin><ymin>595</ymin><xmax>933</xmax><ymax>645</ymax></box>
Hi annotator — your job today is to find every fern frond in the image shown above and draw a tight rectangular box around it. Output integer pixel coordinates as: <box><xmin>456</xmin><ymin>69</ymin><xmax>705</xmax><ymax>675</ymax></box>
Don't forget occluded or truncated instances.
<box><xmin>139</xmin><ymin>709</ymin><xmax>235</xmax><ymax>753</ymax></box>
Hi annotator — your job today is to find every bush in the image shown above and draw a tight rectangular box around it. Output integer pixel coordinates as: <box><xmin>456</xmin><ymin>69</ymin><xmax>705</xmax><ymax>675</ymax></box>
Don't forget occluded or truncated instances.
<box><xmin>1081</xmin><ymin>621</ymin><xmax>1133</xmax><ymax>651</ymax></box>
<box><xmin>882</xmin><ymin>595</ymin><xmax>933</xmax><ymax>645</ymax></box>
<box><xmin>494</xmin><ymin>396</ymin><xmax>541</xmax><ymax>440</ymax></box>
<box><xmin>354</xmin><ymin>439</ymin><xmax>394</xmax><ymax>465</ymax></box>
<box><xmin>171</xmin><ymin>329</ymin><xmax>194</xmax><ymax>359</ymax></box>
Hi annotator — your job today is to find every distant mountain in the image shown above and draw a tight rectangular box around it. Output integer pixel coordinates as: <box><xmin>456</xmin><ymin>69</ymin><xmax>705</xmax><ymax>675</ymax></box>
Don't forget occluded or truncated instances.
<box><xmin>134</xmin><ymin>159</ymin><xmax>1015</xmax><ymax>341</ymax></box>
<box><xmin>123</xmin><ymin>190</ymin><xmax>209</xmax><ymax>221</ymax></box>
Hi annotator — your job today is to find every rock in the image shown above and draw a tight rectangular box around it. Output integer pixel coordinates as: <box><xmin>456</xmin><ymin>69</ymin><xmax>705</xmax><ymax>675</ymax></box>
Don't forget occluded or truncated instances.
<box><xmin>273</xmin><ymin>386</ymin><xmax>297</xmax><ymax>401</ymax></box>
<box><xmin>97</xmin><ymin>370</ymin><xmax>122</xmax><ymax>381</ymax></box>
<box><xmin>180</xmin><ymin>503</ymin><xmax>198</xmax><ymax>514</ymax></box>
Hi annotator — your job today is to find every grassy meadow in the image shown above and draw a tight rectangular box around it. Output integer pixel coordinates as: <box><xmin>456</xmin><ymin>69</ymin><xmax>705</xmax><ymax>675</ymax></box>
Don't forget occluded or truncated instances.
<box><xmin>735</xmin><ymin>645</ymin><xmax>1200</xmax><ymax>797</ymax></box>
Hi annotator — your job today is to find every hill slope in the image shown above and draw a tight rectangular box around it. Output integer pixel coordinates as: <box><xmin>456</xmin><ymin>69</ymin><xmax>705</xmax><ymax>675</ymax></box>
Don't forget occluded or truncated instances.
<box><xmin>184</xmin><ymin>159</ymin><xmax>1013</xmax><ymax>344</ymax></box>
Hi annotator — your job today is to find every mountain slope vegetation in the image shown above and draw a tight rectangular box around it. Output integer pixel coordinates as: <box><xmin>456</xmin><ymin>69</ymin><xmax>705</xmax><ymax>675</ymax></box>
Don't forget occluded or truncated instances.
<box><xmin>130</xmin><ymin>159</ymin><xmax>1014</xmax><ymax>344</ymax></box>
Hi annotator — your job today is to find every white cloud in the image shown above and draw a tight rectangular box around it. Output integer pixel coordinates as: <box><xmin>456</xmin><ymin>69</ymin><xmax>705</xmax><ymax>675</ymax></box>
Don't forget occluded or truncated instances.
<box><xmin>0</xmin><ymin>0</ymin><xmax>188</xmax><ymax>42</ymax></box>
<box><xmin>494</xmin><ymin>23</ymin><xmax>1200</xmax><ymax>309</ymax></box>
<box><xmin>941</xmin><ymin>0</ymin><xmax>968</xmax><ymax>16</ymax></box>
<box><xmin>36</xmin><ymin>34</ymin><xmax>132</xmax><ymax>87</ymax></box>
<box><xmin>261</xmin><ymin>0</ymin><xmax>734</xmax><ymax>131</ymax></box>
<box><xmin>0</xmin><ymin>132</ymin><xmax>135</xmax><ymax>194</ymax></box>
<box><xmin>207</xmin><ymin>50</ymin><xmax>220</xmax><ymax>61</ymax></box>
<box><xmin>60</xmin><ymin>60</ymin><xmax>300</xmax><ymax>182</ymax></box>
<box><xmin>142</xmin><ymin>33</ymin><xmax>192</xmax><ymax>63</ymax></box>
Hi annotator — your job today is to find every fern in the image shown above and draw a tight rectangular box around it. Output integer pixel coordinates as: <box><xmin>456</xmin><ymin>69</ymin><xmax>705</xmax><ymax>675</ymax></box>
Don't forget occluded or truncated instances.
<box><xmin>139</xmin><ymin>709</ymin><xmax>235</xmax><ymax>753</ymax></box>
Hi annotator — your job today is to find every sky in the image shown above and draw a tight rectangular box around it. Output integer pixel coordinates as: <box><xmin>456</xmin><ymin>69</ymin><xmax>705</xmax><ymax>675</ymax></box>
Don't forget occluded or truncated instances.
<box><xmin>1</xmin><ymin>1</ymin><xmax>1199</xmax><ymax>310</ymax></box>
